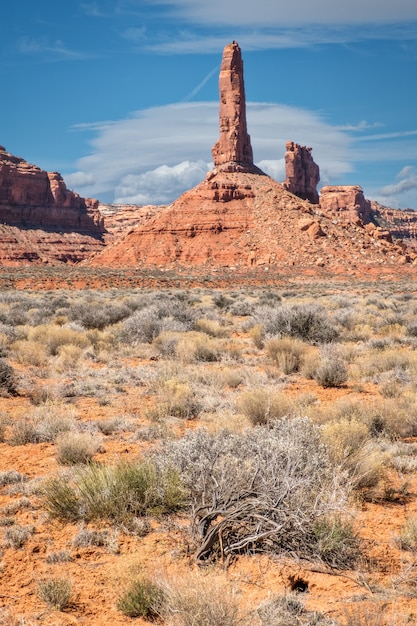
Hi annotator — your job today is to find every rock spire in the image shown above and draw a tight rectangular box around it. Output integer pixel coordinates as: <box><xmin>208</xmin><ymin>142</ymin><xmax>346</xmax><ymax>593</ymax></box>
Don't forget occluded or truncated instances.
<box><xmin>283</xmin><ymin>141</ymin><xmax>320</xmax><ymax>204</ymax></box>
<box><xmin>212</xmin><ymin>41</ymin><xmax>256</xmax><ymax>172</ymax></box>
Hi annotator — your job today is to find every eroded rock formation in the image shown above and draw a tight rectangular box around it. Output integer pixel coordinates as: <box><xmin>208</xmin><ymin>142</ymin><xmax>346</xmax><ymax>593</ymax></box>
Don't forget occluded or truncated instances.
<box><xmin>283</xmin><ymin>142</ymin><xmax>320</xmax><ymax>204</ymax></box>
<box><xmin>0</xmin><ymin>147</ymin><xmax>103</xmax><ymax>233</ymax></box>
<box><xmin>320</xmin><ymin>185</ymin><xmax>372</xmax><ymax>224</ymax></box>
<box><xmin>211</xmin><ymin>42</ymin><xmax>258</xmax><ymax>173</ymax></box>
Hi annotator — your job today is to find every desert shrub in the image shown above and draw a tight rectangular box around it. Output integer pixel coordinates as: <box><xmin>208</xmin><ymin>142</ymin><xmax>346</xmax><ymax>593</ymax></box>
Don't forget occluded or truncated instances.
<box><xmin>3</xmin><ymin>524</ymin><xmax>34</xmax><ymax>548</ymax></box>
<box><xmin>0</xmin><ymin>470</ymin><xmax>27</xmax><ymax>487</ymax></box>
<box><xmin>149</xmin><ymin>378</ymin><xmax>202</xmax><ymax>420</ymax></box>
<box><xmin>396</xmin><ymin>516</ymin><xmax>417</xmax><ymax>551</ymax></box>
<box><xmin>237</xmin><ymin>389</ymin><xmax>294</xmax><ymax>425</ymax></box>
<box><xmin>56</xmin><ymin>432</ymin><xmax>101</xmax><ymax>465</ymax></box>
<box><xmin>10</xmin><ymin>339</ymin><xmax>48</xmax><ymax>366</ymax></box>
<box><xmin>117</xmin><ymin>577</ymin><xmax>164</xmax><ymax>619</ymax></box>
<box><xmin>119</xmin><ymin>300</ymin><xmax>195</xmax><ymax>344</ymax></box>
<box><xmin>28</xmin><ymin>324</ymin><xmax>89</xmax><ymax>356</ymax></box>
<box><xmin>253</xmin><ymin>304</ymin><xmax>339</xmax><ymax>344</ymax></box>
<box><xmin>67</xmin><ymin>300</ymin><xmax>131</xmax><ymax>330</ymax></box>
<box><xmin>43</xmin><ymin>459</ymin><xmax>186</xmax><ymax>522</ymax></box>
<box><xmin>159</xmin><ymin>573</ymin><xmax>241</xmax><ymax>626</ymax></box>
<box><xmin>38</xmin><ymin>578</ymin><xmax>73</xmax><ymax>610</ymax></box>
<box><xmin>154</xmin><ymin>418</ymin><xmax>355</xmax><ymax>566</ymax></box>
<box><xmin>313</xmin><ymin>352</ymin><xmax>348</xmax><ymax>388</ymax></box>
<box><xmin>255</xmin><ymin>593</ymin><xmax>337</xmax><ymax>626</ymax></box>
<box><xmin>72</xmin><ymin>527</ymin><xmax>114</xmax><ymax>548</ymax></box>
<box><xmin>194</xmin><ymin>318</ymin><xmax>228</xmax><ymax>337</ymax></box>
<box><xmin>0</xmin><ymin>359</ymin><xmax>15</xmax><ymax>394</ymax></box>
<box><xmin>266</xmin><ymin>337</ymin><xmax>308</xmax><ymax>374</ymax></box>
<box><xmin>8</xmin><ymin>403</ymin><xmax>76</xmax><ymax>445</ymax></box>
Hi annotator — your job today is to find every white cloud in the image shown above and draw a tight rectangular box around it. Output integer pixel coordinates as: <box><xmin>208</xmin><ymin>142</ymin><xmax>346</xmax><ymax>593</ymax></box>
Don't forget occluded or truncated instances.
<box><xmin>143</xmin><ymin>0</ymin><xmax>417</xmax><ymax>26</ymax></box>
<box><xmin>66</xmin><ymin>101</ymin><xmax>353</xmax><ymax>204</ymax></box>
<box><xmin>65</xmin><ymin>171</ymin><xmax>96</xmax><ymax>189</ymax></box>
<box><xmin>17</xmin><ymin>36</ymin><xmax>92</xmax><ymax>60</ymax></box>
<box><xmin>376</xmin><ymin>166</ymin><xmax>417</xmax><ymax>208</ymax></box>
<box><xmin>115</xmin><ymin>160</ymin><xmax>211</xmax><ymax>204</ymax></box>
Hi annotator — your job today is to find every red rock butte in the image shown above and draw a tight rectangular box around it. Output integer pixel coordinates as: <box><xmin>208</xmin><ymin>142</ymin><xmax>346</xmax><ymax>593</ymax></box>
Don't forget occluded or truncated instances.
<box><xmin>88</xmin><ymin>41</ymin><xmax>417</xmax><ymax>270</ymax></box>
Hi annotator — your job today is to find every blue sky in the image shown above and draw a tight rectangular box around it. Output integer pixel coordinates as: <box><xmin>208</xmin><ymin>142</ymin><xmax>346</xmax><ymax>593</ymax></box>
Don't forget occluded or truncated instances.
<box><xmin>1</xmin><ymin>1</ymin><xmax>417</xmax><ymax>209</ymax></box>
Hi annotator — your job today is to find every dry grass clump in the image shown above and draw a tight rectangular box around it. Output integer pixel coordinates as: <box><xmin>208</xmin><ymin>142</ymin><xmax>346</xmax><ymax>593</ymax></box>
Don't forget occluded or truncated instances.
<box><xmin>3</xmin><ymin>524</ymin><xmax>34</xmax><ymax>549</ymax></box>
<box><xmin>117</xmin><ymin>576</ymin><xmax>164</xmax><ymax>619</ymax></box>
<box><xmin>237</xmin><ymin>388</ymin><xmax>294</xmax><ymax>425</ymax></box>
<box><xmin>266</xmin><ymin>337</ymin><xmax>309</xmax><ymax>374</ymax></box>
<box><xmin>175</xmin><ymin>331</ymin><xmax>222</xmax><ymax>363</ymax></box>
<box><xmin>10</xmin><ymin>339</ymin><xmax>48</xmax><ymax>366</ymax></box>
<box><xmin>55</xmin><ymin>432</ymin><xmax>101</xmax><ymax>465</ymax></box>
<box><xmin>28</xmin><ymin>324</ymin><xmax>90</xmax><ymax>356</ymax></box>
<box><xmin>159</xmin><ymin>572</ymin><xmax>243</xmax><ymax>626</ymax></box>
<box><xmin>8</xmin><ymin>402</ymin><xmax>77</xmax><ymax>445</ymax></box>
<box><xmin>255</xmin><ymin>593</ymin><xmax>337</xmax><ymax>625</ymax></box>
<box><xmin>396</xmin><ymin>516</ymin><xmax>417</xmax><ymax>551</ymax></box>
<box><xmin>147</xmin><ymin>376</ymin><xmax>202</xmax><ymax>421</ymax></box>
<box><xmin>194</xmin><ymin>317</ymin><xmax>229</xmax><ymax>338</ymax></box>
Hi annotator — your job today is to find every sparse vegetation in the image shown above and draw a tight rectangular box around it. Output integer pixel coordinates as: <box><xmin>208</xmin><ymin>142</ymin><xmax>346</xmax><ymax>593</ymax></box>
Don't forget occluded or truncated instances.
<box><xmin>2</xmin><ymin>282</ymin><xmax>417</xmax><ymax>624</ymax></box>
<box><xmin>38</xmin><ymin>578</ymin><xmax>73</xmax><ymax>610</ymax></box>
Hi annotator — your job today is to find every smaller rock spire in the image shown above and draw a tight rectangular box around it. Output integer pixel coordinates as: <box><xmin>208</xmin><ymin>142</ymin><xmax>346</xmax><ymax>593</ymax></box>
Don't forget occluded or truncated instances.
<box><xmin>212</xmin><ymin>42</ymin><xmax>255</xmax><ymax>172</ymax></box>
<box><xmin>283</xmin><ymin>141</ymin><xmax>320</xmax><ymax>204</ymax></box>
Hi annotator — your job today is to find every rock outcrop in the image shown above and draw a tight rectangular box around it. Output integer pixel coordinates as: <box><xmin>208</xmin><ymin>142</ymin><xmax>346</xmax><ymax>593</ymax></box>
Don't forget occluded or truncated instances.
<box><xmin>211</xmin><ymin>42</ymin><xmax>259</xmax><ymax>173</ymax></box>
<box><xmin>320</xmin><ymin>185</ymin><xmax>372</xmax><ymax>224</ymax></box>
<box><xmin>0</xmin><ymin>147</ymin><xmax>103</xmax><ymax>233</ymax></box>
<box><xmin>0</xmin><ymin>146</ymin><xmax>105</xmax><ymax>264</ymax></box>
<box><xmin>283</xmin><ymin>142</ymin><xmax>320</xmax><ymax>204</ymax></box>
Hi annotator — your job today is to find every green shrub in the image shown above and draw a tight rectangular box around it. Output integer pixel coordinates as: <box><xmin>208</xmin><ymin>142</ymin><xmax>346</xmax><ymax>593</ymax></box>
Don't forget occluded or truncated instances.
<box><xmin>312</xmin><ymin>515</ymin><xmax>360</xmax><ymax>568</ymax></box>
<box><xmin>38</xmin><ymin>578</ymin><xmax>73</xmax><ymax>610</ymax></box>
<box><xmin>43</xmin><ymin>460</ymin><xmax>186</xmax><ymax>522</ymax></box>
<box><xmin>117</xmin><ymin>577</ymin><xmax>163</xmax><ymax>618</ymax></box>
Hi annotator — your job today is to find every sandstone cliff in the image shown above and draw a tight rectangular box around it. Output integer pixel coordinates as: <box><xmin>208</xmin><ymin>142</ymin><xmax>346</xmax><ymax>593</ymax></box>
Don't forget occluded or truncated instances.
<box><xmin>0</xmin><ymin>146</ymin><xmax>105</xmax><ymax>264</ymax></box>
<box><xmin>0</xmin><ymin>147</ymin><xmax>103</xmax><ymax>233</ymax></box>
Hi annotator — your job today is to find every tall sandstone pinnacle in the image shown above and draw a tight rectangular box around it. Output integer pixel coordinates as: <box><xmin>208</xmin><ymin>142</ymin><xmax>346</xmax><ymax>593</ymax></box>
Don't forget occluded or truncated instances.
<box><xmin>212</xmin><ymin>42</ymin><xmax>258</xmax><ymax>172</ymax></box>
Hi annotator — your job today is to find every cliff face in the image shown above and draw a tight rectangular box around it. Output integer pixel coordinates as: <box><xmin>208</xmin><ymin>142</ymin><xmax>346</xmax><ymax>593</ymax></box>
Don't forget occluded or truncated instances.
<box><xmin>0</xmin><ymin>147</ymin><xmax>103</xmax><ymax>233</ymax></box>
<box><xmin>0</xmin><ymin>146</ymin><xmax>105</xmax><ymax>265</ymax></box>
<box><xmin>320</xmin><ymin>185</ymin><xmax>372</xmax><ymax>224</ymax></box>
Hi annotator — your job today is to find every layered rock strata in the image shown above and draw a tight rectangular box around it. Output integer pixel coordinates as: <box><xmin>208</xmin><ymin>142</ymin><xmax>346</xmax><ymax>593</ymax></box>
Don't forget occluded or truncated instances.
<box><xmin>0</xmin><ymin>147</ymin><xmax>103</xmax><ymax>233</ymax></box>
<box><xmin>283</xmin><ymin>142</ymin><xmax>320</xmax><ymax>204</ymax></box>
